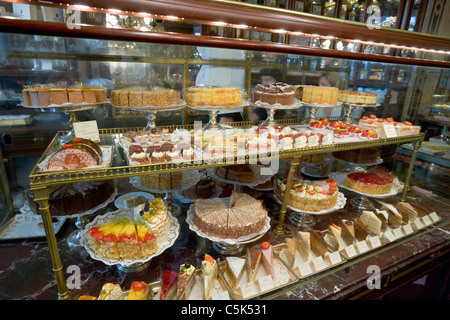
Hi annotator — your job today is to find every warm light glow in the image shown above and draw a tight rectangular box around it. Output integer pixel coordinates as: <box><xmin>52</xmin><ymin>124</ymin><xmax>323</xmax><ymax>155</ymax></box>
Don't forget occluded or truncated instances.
<box><xmin>73</xmin><ymin>5</ymin><xmax>90</xmax><ymax>10</ymax></box>
<box><xmin>273</xmin><ymin>29</ymin><xmax>287</xmax><ymax>34</ymax></box>
<box><xmin>212</xmin><ymin>21</ymin><xmax>228</xmax><ymax>26</ymax></box>
<box><xmin>108</xmin><ymin>9</ymin><xmax>122</xmax><ymax>13</ymax></box>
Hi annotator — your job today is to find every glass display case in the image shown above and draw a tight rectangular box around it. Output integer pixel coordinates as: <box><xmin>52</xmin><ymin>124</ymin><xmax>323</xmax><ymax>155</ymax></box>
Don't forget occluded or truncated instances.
<box><xmin>0</xmin><ymin>0</ymin><xmax>448</xmax><ymax>301</ymax></box>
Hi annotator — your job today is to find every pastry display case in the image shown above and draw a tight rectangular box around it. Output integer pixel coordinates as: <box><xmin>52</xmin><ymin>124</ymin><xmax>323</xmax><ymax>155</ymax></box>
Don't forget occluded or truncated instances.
<box><xmin>0</xmin><ymin>0</ymin><xmax>449</xmax><ymax>301</ymax></box>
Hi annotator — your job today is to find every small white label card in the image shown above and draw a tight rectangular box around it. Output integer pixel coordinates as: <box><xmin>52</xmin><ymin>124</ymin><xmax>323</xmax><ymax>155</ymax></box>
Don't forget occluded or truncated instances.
<box><xmin>356</xmin><ymin>241</ymin><xmax>370</xmax><ymax>254</ymax></box>
<box><xmin>325</xmin><ymin>251</ymin><xmax>342</xmax><ymax>265</ymax></box>
<box><xmin>73</xmin><ymin>120</ymin><xmax>100</xmax><ymax>143</ymax></box>
<box><xmin>240</xmin><ymin>281</ymin><xmax>259</xmax><ymax>299</ymax></box>
<box><xmin>382</xmin><ymin>231</ymin><xmax>396</xmax><ymax>243</ymax></box>
<box><xmin>429</xmin><ymin>212</ymin><xmax>440</xmax><ymax>223</ymax></box>
<box><xmin>392</xmin><ymin>227</ymin><xmax>404</xmax><ymax>239</ymax></box>
<box><xmin>382</xmin><ymin>123</ymin><xmax>398</xmax><ymax>138</ymax></box>
<box><xmin>342</xmin><ymin>244</ymin><xmax>357</xmax><ymax>258</ymax></box>
<box><xmin>367</xmin><ymin>236</ymin><xmax>382</xmax><ymax>249</ymax></box>
<box><xmin>422</xmin><ymin>215</ymin><xmax>432</xmax><ymax>226</ymax></box>
<box><xmin>257</xmin><ymin>275</ymin><xmax>274</xmax><ymax>292</ymax></box>
<box><xmin>312</xmin><ymin>256</ymin><xmax>326</xmax><ymax>272</ymax></box>
<box><xmin>402</xmin><ymin>224</ymin><xmax>414</xmax><ymax>235</ymax></box>
<box><xmin>211</xmin><ymin>290</ymin><xmax>231</xmax><ymax>300</ymax></box>
<box><xmin>298</xmin><ymin>262</ymin><xmax>313</xmax><ymax>277</ymax></box>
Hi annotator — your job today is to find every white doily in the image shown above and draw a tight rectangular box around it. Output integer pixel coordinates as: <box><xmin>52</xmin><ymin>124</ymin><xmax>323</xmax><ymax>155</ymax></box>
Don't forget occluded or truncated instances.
<box><xmin>274</xmin><ymin>192</ymin><xmax>347</xmax><ymax>215</ymax></box>
<box><xmin>20</xmin><ymin>187</ymin><xmax>118</xmax><ymax>219</ymax></box>
<box><xmin>330</xmin><ymin>171</ymin><xmax>403</xmax><ymax>198</ymax></box>
<box><xmin>36</xmin><ymin>145</ymin><xmax>114</xmax><ymax>173</ymax></box>
<box><xmin>79</xmin><ymin>208</ymin><xmax>180</xmax><ymax>266</ymax></box>
<box><xmin>129</xmin><ymin>170</ymin><xmax>203</xmax><ymax>193</ymax></box>
<box><xmin>186</xmin><ymin>202</ymin><xmax>271</xmax><ymax>245</ymax></box>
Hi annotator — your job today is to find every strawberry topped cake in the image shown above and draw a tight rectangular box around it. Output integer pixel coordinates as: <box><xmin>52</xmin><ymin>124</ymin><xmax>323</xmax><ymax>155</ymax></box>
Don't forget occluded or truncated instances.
<box><xmin>344</xmin><ymin>167</ymin><xmax>394</xmax><ymax>194</ymax></box>
<box><xmin>276</xmin><ymin>177</ymin><xmax>339</xmax><ymax>212</ymax></box>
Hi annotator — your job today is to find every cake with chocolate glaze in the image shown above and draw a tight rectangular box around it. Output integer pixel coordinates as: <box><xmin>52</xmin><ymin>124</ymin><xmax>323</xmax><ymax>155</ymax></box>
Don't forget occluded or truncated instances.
<box><xmin>252</xmin><ymin>82</ymin><xmax>295</xmax><ymax>106</ymax></box>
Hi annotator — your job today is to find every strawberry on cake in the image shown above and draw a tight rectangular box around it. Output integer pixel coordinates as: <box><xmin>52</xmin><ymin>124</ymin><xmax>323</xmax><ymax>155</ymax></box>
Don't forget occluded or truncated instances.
<box><xmin>344</xmin><ymin>167</ymin><xmax>394</xmax><ymax>195</ymax></box>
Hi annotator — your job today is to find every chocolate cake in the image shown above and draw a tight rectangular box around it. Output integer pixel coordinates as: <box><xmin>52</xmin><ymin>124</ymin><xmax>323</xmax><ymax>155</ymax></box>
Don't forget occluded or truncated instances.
<box><xmin>182</xmin><ymin>176</ymin><xmax>216</xmax><ymax>200</ymax></box>
<box><xmin>252</xmin><ymin>82</ymin><xmax>295</xmax><ymax>106</ymax></box>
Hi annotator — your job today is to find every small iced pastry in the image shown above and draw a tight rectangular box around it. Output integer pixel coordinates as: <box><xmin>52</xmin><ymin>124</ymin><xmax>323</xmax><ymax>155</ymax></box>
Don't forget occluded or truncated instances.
<box><xmin>261</xmin><ymin>242</ymin><xmax>275</xmax><ymax>280</ymax></box>
<box><xmin>160</xmin><ymin>270</ymin><xmax>178</xmax><ymax>300</ymax></box>
<box><xmin>339</xmin><ymin>219</ymin><xmax>355</xmax><ymax>244</ymax></box>
<box><xmin>150</xmin><ymin>146</ymin><xmax>165</xmax><ymax>163</ymax></box>
<box><xmin>127</xmin><ymin>281</ymin><xmax>149</xmax><ymax>300</ymax></box>
<box><xmin>246</xmin><ymin>246</ymin><xmax>262</xmax><ymax>282</ymax></box>
<box><xmin>202</xmin><ymin>254</ymin><xmax>218</xmax><ymax>300</ymax></box>
<box><xmin>176</xmin><ymin>262</ymin><xmax>196</xmax><ymax>300</ymax></box>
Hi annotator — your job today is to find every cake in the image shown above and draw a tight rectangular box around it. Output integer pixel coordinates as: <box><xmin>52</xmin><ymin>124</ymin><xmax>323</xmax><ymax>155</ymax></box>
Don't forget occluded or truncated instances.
<box><xmin>380</xmin><ymin>202</ymin><xmax>403</xmax><ymax>227</ymax></box>
<box><xmin>338</xmin><ymin>90</ymin><xmax>377</xmax><ymax>104</ymax></box>
<box><xmin>296</xmin><ymin>85</ymin><xmax>339</xmax><ymax>105</ymax></box>
<box><xmin>245</xmin><ymin>246</ymin><xmax>262</xmax><ymax>282</ymax></box>
<box><xmin>27</xmin><ymin>180</ymin><xmax>115</xmax><ymax>216</ymax></box>
<box><xmin>82</xmin><ymin>88</ymin><xmax>97</xmax><ymax>103</ymax></box>
<box><xmin>193</xmin><ymin>192</ymin><xmax>267</xmax><ymax>239</ymax></box>
<box><xmin>215</xmin><ymin>164</ymin><xmax>255</xmax><ymax>184</ymax></box>
<box><xmin>276</xmin><ymin>177</ymin><xmax>339</xmax><ymax>212</ymax></box>
<box><xmin>395</xmin><ymin>202</ymin><xmax>419</xmax><ymax>222</ymax></box>
<box><xmin>176</xmin><ymin>262</ymin><xmax>196</xmax><ymax>300</ymax></box>
<box><xmin>127</xmin><ymin>281</ymin><xmax>149</xmax><ymax>300</ymax></box>
<box><xmin>358</xmin><ymin>117</ymin><xmax>421</xmax><ymax>137</ymax></box>
<box><xmin>344</xmin><ymin>167</ymin><xmax>394</xmax><ymax>195</ymax></box>
<box><xmin>252</xmin><ymin>82</ymin><xmax>295</xmax><ymax>106</ymax></box>
<box><xmin>297</xmin><ymin>231</ymin><xmax>311</xmax><ymax>261</ymax></box>
<box><xmin>338</xmin><ymin>219</ymin><xmax>355</xmax><ymax>244</ymax></box>
<box><xmin>160</xmin><ymin>270</ymin><xmax>178</xmax><ymax>300</ymax></box>
<box><xmin>134</xmin><ymin>220</ymin><xmax>159</xmax><ymax>257</ymax></box>
<box><xmin>332</xmin><ymin>147</ymin><xmax>378</xmax><ymax>164</ymax></box>
<box><xmin>138</xmin><ymin>172</ymin><xmax>182</xmax><ymax>190</ymax></box>
<box><xmin>182</xmin><ymin>176</ymin><xmax>216</xmax><ymax>200</ymax></box>
<box><xmin>47</xmin><ymin>140</ymin><xmax>102</xmax><ymax>171</ymax></box>
<box><xmin>260</xmin><ymin>242</ymin><xmax>274</xmax><ymax>280</ymax></box>
<box><xmin>50</xmin><ymin>88</ymin><xmax>69</xmax><ymax>105</ymax></box>
<box><xmin>202</xmin><ymin>254</ymin><xmax>218</xmax><ymax>300</ymax></box>
<box><xmin>97</xmin><ymin>283</ymin><xmax>125</xmax><ymax>300</ymax></box>
<box><xmin>186</xmin><ymin>86</ymin><xmax>242</xmax><ymax>107</ymax></box>
<box><xmin>359</xmin><ymin>211</ymin><xmax>382</xmax><ymax>235</ymax></box>
<box><xmin>111</xmin><ymin>87</ymin><xmax>181</xmax><ymax>107</ymax></box>
<box><xmin>351</xmin><ymin>217</ymin><xmax>376</xmax><ymax>240</ymax></box>
<box><xmin>326</xmin><ymin>223</ymin><xmax>342</xmax><ymax>251</ymax></box>
<box><xmin>225</xmin><ymin>256</ymin><xmax>246</xmax><ymax>289</ymax></box>
<box><xmin>284</xmin><ymin>238</ymin><xmax>297</xmax><ymax>268</ymax></box>
<box><xmin>134</xmin><ymin>198</ymin><xmax>171</xmax><ymax>241</ymax></box>
<box><xmin>311</xmin><ymin>230</ymin><xmax>333</xmax><ymax>256</ymax></box>
<box><xmin>22</xmin><ymin>86</ymin><xmax>107</xmax><ymax>107</ymax></box>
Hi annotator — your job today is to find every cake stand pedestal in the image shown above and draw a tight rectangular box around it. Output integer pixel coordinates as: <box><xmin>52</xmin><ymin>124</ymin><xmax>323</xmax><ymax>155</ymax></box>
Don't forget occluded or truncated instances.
<box><xmin>212</xmin><ymin>233</ymin><xmax>265</xmax><ymax>255</ymax></box>
<box><xmin>186</xmin><ymin>103</ymin><xmax>247</xmax><ymax>130</ymax></box>
<box><xmin>332</xmin><ymin>156</ymin><xmax>383</xmax><ymax>173</ymax></box>
<box><xmin>116</xmin><ymin>261</ymin><xmax>152</xmax><ymax>273</ymax></box>
<box><xmin>112</xmin><ymin>102</ymin><xmax>185</xmax><ymax>131</ymax></box>
<box><xmin>303</xmin><ymin>102</ymin><xmax>342</xmax><ymax>122</ymax></box>
<box><xmin>22</xmin><ymin>102</ymin><xmax>105</xmax><ymax>145</ymax></box>
<box><xmin>251</xmin><ymin>101</ymin><xmax>301</xmax><ymax>127</ymax></box>
<box><xmin>343</xmin><ymin>103</ymin><xmax>379</xmax><ymax>123</ymax></box>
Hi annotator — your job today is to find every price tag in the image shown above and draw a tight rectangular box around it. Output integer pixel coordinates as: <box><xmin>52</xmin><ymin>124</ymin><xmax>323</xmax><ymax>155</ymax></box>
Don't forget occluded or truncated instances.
<box><xmin>422</xmin><ymin>215</ymin><xmax>432</xmax><ymax>226</ymax></box>
<box><xmin>392</xmin><ymin>228</ymin><xmax>404</xmax><ymax>239</ymax></box>
<box><xmin>312</xmin><ymin>256</ymin><xmax>326</xmax><ymax>271</ymax></box>
<box><xmin>342</xmin><ymin>245</ymin><xmax>357</xmax><ymax>258</ymax></box>
<box><xmin>73</xmin><ymin>120</ymin><xmax>100</xmax><ymax>143</ymax></box>
<box><xmin>382</xmin><ymin>231</ymin><xmax>396</xmax><ymax>243</ymax></box>
<box><xmin>402</xmin><ymin>224</ymin><xmax>414</xmax><ymax>235</ymax></box>
<box><xmin>240</xmin><ymin>281</ymin><xmax>259</xmax><ymax>299</ymax></box>
<box><xmin>298</xmin><ymin>262</ymin><xmax>313</xmax><ymax>277</ymax></box>
<box><xmin>382</xmin><ymin>123</ymin><xmax>398</xmax><ymax>138</ymax></box>
<box><xmin>325</xmin><ymin>252</ymin><xmax>342</xmax><ymax>265</ymax></box>
<box><xmin>211</xmin><ymin>290</ymin><xmax>230</xmax><ymax>300</ymax></box>
<box><xmin>367</xmin><ymin>236</ymin><xmax>382</xmax><ymax>249</ymax></box>
<box><xmin>356</xmin><ymin>241</ymin><xmax>370</xmax><ymax>254</ymax></box>
<box><xmin>429</xmin><ymin>212</ymin><xmax>440</xmax><ymax>223</ymax></box>
<box><xmin>412</xmin><ymin>219</ymin><xmax>425</xmax><ymax>230</ymax></box>
<box><xmin>257</xmin><ymin>275</ymin><xmax>274</xmax><ymax>292</ymax></box>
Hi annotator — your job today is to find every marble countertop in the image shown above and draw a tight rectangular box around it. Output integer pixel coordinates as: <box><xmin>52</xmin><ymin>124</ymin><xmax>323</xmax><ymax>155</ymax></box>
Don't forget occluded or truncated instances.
<box><xmin>0</xmin><ymin>179</ymin><xmax>448</xmax><ymax>300</ymax></box>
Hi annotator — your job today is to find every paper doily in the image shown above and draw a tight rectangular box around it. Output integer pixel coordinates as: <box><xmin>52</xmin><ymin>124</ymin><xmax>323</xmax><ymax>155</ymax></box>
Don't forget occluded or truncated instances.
<box><xmin>274</xmin><ymin>191</ymin><xmax>347</xmax><ymax>215</ymax></box>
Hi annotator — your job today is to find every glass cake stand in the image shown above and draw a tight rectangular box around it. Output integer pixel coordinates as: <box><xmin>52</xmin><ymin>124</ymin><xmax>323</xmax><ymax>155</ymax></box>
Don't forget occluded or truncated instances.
<box><xmin>343</xmin><ymin>103</ymin><xmax>380</xmax><ymax>123</ymax></box>
<box><xmin>329</xmin><ymin>171</ymin><xmax>403</xmax><ymax>212</ymax></box>
<box><xmin>274</xmin><ymin>192</ymin><xmax>347</xmax><ymax>230</ymax></box>
<box><xmin>111</xmin><ymin>101</ymin><xmax>186</xmax><ymax>131</ymax></box>
<box><xmin>186</xmin><ymin>102</ymin><xmax>248</xmax><ymax>130</ymax></box>
<box><xmin>302</xmin><ymin>101</ymin><xmax>343</xmax><ymax>122</ymax></box>
<box><xmin>250</xmin><ymin>101</ymin><xmax>301</xmax><ymax>127</ymax></box>
<box><xmin>21</xmin><ymin>101</ymin><xmax>107</xmax><ymax>144</ymax></box>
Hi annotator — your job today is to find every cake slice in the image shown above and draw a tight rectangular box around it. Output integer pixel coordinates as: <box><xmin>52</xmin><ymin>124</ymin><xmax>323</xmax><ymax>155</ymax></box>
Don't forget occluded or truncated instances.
<box><xmin>326</xmin><ymin>223</ymin><xmax>342</xmax><ymax>251</ymax></box>
<box><xmin>351</xmin><ymin>216</ymin><xmax>376</xmax><ymax>241</ymax></box>
<box><xmin>359</xmin><ymin>211</ymin><xmax>382</xmax><ymax>236</ymax></box>
<box><xmin>311</xmin><ymin>230</ymin><xmax>333</xmax><ymax>257</ymax></box>
<box><xmin>202</xmin><ymin>254</ymin><xmax>218</xmax><ymax>300</ymax></box>
<box><xmin>380</xmin><ymin>202</ymin><xmax>403</xmax><ymax>227</ymax></box>
<box><xmin>395</xmin><ymin>202</ymin><xmax>419</xmax><ymax>222</ymax></box>
<box><xmin>338</xmin><ymin>219</ymin><xmax>355</xmax><ymax>245</ymax></box>
<box><xmin>127</xmin><ymin>281</ymin><xmax>149</xmax><ymax>300</ymax></box>
<box><xmin>246</xmin><ymin>247</ymin><xmax>262</xmax><ymax>282</ymax></box>
<box><xmin>284</xmin><ymin>237</ymin><xmax>297</xmax><ymax>268</ymax></box>
<box><xmin>261</xmin><ymin>242</ymin><xmax>275</xmax><ymax>280</ymax></box>
<box><xmin>176</xmin><ymin>262</ymin><xmax>196</xmax><ymax>300</ymax></box>
<box><xmin>296</xmin><ymin>231</ymin><xmax>311</xmax><ymax>261</ymax></box>
<box><xmin>408</xmin><ymin>202</ymin><xmax>431</xmax><ymax>218</ymax></box>
<box><xmin>374</xmin><ymin>209</ymin><xmax>389</xmax><ymax>232</ymax></box>
<box><xmin>225</xmin><ymin>256</ymin><xmax>246</xmax><ymax>289</ymax></box>
<box><xmin>98</xmin><ymin>283</ymin><xmax>125</xmax><ymax>300</ymax></box>
<box><xmin>160</xmin><ymin>270</ymin><xmax>178</xmax><ymax>300</ymax></box>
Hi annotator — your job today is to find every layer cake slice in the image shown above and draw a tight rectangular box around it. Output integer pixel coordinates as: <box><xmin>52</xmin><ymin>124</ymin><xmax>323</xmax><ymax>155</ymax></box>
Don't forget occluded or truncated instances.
<box><xmin>246</xmin><ymin>246</ymin><xmax>262</xmax><ymax>282</ymax></box>
<box><xmin>296</xmin><ymin>231</ymin><xmax>311</xmax><ymax>261</ymax></box>
<box><xmin>225</xmin><ymin>256</ymin><xmax>246</xmax><ymax>289</ymax></box>
<box><xmin>261</xmin><ymin>242</ymin><xmax>275</xmax><ymax>280</ymax></box>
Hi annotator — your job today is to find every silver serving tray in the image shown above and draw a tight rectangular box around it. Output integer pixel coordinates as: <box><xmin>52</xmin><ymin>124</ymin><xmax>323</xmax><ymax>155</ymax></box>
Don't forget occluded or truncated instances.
<box><xmin>0</xmin><ymin>215</ymin><xmax>66</xmax><ymax>241</ymax></box>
